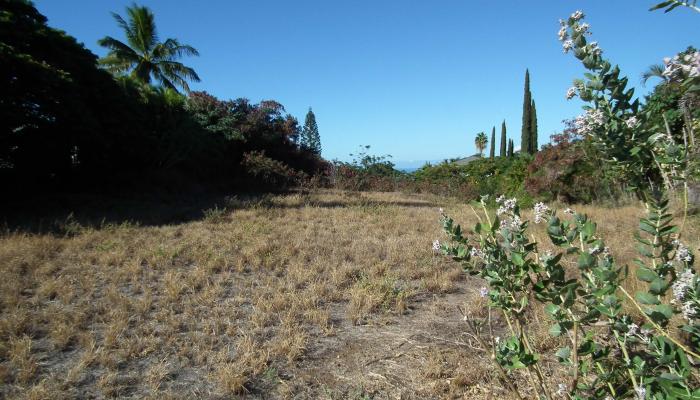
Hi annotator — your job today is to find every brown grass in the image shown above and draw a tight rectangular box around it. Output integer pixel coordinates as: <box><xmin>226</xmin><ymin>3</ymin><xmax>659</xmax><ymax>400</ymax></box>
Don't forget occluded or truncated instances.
<box><xmin>0</xmin><ymin>189</ymin><xmax>697</xmax><ymax>398</ymax></box>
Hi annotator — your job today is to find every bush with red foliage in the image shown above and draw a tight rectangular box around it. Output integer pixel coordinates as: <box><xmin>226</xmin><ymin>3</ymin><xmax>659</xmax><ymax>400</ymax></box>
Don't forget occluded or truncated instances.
<box><xmin>525</xmin><ymin>120</ymin><xmax>618</xmax><ymax>203</ymax></box>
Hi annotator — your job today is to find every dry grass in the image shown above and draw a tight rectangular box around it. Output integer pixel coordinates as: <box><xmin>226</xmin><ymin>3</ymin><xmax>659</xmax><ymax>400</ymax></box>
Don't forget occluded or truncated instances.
<box><xmin>0</xmin><ymin>189</ymin><xmax>697</xmax><ymax>399</ymax></box>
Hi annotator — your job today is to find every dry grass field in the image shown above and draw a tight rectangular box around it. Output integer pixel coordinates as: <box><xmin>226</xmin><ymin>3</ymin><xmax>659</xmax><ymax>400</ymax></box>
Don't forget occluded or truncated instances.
<box><xmin>0</xmin><ymin>190</ymin><xmax>698</xmax><ymax>399</ymax></box>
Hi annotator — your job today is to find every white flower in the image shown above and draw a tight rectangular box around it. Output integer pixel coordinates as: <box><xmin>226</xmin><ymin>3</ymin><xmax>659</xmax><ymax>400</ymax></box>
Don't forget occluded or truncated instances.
<box><xmin>470</xmin><ymin>247</ymin><xmax>485</xmax><ymax>259</ymax></box>
<box><xmin>575</xmin><ymin>22</ymin><xmax>590</xmax><ymax>34</ymax></box>
<box><xmin>589</xmin><ymin>41</ymin><xmax>602</xmax><ymax>56</ymax></box>
<box><xmin>570</xmin><ymin>10</ymin><xmax>584</xmax><ymax>21</ymax></box>
<box><xmin>625</xmin><ymin>116</ymin><xmax>639</xmax><ymax>129</ymax></box>
<box><xmin>432</xmin><ymin>240</ymin><xmax>441</xmax><ymax>252</ymax></box>
<box><xmin>562</xmin><ymin>39</ymin><xmax>574</xmax><ymax>53</ymax></box>
<box><xmin>479</xmin><ymin>287</ymin><xmax>489</xmax><ymax>298</ymax></box>
<box><xmin>496</xmin><ymin>197</ymin><xmax>517</xmax><ymax>216</ymax></box>
<box><xmin>558</xmin><ymin>26</ymin><xmax>568</xmax><ymax>42</ymax></box>
<box><xmin>672</xmin><ymin>269</ymin><xmax>693</xmax><ymax>302</ymax></box>
<box><xmin>574</xmin><ymin>109</ymin><xmax>606</xmax><ymax>136</ymax></box>
<box><xmin>494</xmin><ymin>336</ymin><xmax>500</xmax><ymax>344</ymax></box>
<box><xmin>556</xmin><ymin>383</ymin><xmax>568</xmax><ymax>396</ymax></box>
<box><xmin>566</xmin><ymin>86</ymin><xmax>577</xmax><ymax>100</ymax></box>
<box><xmin>681</xmin><ymin>301</ymin><xmax>697</xmax><ymax>321</ymax></box>
<box><xmin>588</xmin><ymin>245</ymin><xmax>602</xmax><ymax>256</ymax></box>
<box><xmin>533</xmin><ymin>202</ymin><xmax>550</xmax><ymax>224</ymax></box>
<box><xmin>675</xmin><ymin>241</ymin><xmax>692</xmax><ymax>262</ymax></box>
<box><xmin>496</xmin><ymin>195</ymin><xmax>505</xmax><ymax>203</ymax></box>
<box><xmin>438</xmin><ymin>207</ymin><xmax>444</xmax><ymax>214</ymax></box>
<box><xmin>635</xmin><ymin>386</ymin><xmax>646</xmax><ymax>400</ymax></box>
<box><xmin>564</xmin><ymin>207</ymin><xmax>575</xmax><ymax>215</ymax></box>
<box><xmin>626</xmin><ymin>323</ymin><xmax>639</xmax><ymax>336</ymax></box>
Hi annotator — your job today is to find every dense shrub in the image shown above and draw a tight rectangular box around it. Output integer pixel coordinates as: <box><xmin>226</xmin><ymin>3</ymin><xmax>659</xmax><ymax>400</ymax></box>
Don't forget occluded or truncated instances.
<box><xmin>240</xmin><ymin>151</ymin><xmax>305</xmax><ymax>189</ymax></box>
<box><xmin>525</xmin><ymin>121</ymin><xmax>622</xmax><ymax>203</ymax></box>
<box><xmin>413</xmin><ymin>156</ymin><xmax>533</xmax><ymax>204</ymax></box>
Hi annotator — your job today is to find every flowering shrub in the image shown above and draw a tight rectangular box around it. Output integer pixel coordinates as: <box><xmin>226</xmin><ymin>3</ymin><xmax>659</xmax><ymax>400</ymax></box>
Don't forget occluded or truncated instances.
<box><xmin>436</xmin><ymin>8</ymin><xmax>700</xmax><ymax>399</ymax></box>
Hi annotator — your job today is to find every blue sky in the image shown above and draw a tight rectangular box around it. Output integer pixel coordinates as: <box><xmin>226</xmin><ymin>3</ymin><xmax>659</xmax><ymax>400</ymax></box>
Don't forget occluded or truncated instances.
<box><xmin>34</xmin><ymin>1</ymin><xmax>698</xmax><ymax>168</ymax></box>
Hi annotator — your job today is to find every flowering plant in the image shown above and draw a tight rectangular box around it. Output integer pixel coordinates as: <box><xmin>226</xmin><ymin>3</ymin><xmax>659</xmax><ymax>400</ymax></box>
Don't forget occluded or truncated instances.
<box><xmin>436</xmin><ymin>9</ymin><xmax>700</xmax><ymax>399</ymax></box>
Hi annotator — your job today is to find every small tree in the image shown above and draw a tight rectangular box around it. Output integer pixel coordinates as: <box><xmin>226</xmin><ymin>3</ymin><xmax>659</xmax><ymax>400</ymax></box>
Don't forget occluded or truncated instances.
<box><xmin>500</xmin><ymin>120</ymin><xmax>507</xmax><ymax>157</ymax></box>
<box><xmin>489</xmin><ymin>126</ymin><xmax>496</xmax><ymax>159</ymax></box>
<box><xmin>475</xmin><ymin>132</ymin><xmax>488</xmax><ymax>156</ymax></box>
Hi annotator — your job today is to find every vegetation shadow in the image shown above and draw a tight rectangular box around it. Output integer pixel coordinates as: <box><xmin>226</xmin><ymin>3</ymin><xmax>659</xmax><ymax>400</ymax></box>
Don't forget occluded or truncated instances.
<box><xmin>0</xmin><ymin>190</ymin><xmax>437</xmax><ymax>235</ymax></box>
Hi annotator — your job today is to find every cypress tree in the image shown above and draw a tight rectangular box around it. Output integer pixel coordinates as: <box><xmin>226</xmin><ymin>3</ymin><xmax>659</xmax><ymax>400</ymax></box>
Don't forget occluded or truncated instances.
<box><xmin>489</xmin><ymin>126</ymin><xmax>496</xmax><ymax>159</ymax></box>
<box><xmin>530</xmin><ymin>100</ymin><xmax>538</xmax><ymax>154</ymax></box>
<box><xmin>521</xmin><ymin>69</ymin><xmax>532</xmax><ymax>155</ymax></box>
<box><xmin>302</xmin><ymin>108</ymin><xmax>321</xmax><ymax>155</ymax></box>
<box><xmin>507</xmin><ymin>139</ymin><xmax>514</xmax><ymax>158</ymax></box>
<box><xmin>500</xmin><ymin>120</ymin><xmax>507</xmax><ymax>157</ymax></box>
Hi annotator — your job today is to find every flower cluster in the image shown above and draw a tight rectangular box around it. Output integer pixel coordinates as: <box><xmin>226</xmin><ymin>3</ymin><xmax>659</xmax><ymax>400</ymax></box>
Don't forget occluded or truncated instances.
<box><xmin>574</xmin><ymin>109</ymin><xmax>605</xmax><ymax>136</ymax></box>
<box><xmin>674</xmin><ymin>240</ymin><xmax>693</xmax><ymax>263</ymax></box>
<box><xmin>533</xmin><ymin>202</ymin><xmax>550</xmax><ymax>224</ymax></box>
<box><xmin>625</xmin><ymin>116</ymin><xmax>639</xmax><ymax>129</ymax></box>
<box><xmin>496</xmin><ymin>195</ymin><xmax>516</xmax><ymax>216</ymax></box>
<box><xmin>662</xmin><ymin>51</ymin><xmax>700</xmax><ymax>82</ymax></box>
<box><xmin>470</xmin><ymin>247</ymin><xmax>485</xmax><ymax>259</ymax></box>
<box><xmin>566</xmin><ymin>86</ymin><xmax>577</xmax><ymax>100</ymax></box>
<box><xmin>671</xmin><ymin>269</ymin><xmax>697</xmax><ymax>320</ymax></box>
<box><xmin>432</xmin><ymin>239</ymin><xmax>441</xmax><ymax>252</ymax></box>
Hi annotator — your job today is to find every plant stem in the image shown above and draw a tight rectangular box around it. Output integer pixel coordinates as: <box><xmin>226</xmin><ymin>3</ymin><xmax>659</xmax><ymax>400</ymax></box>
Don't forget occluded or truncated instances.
<box><xmin>613</xmin><ymin>331</ymin><xmax>640</xmax><ymax>393</ymax></box>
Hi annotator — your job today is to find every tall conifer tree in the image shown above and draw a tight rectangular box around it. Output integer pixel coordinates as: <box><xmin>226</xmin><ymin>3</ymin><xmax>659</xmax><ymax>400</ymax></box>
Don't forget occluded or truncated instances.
<box><xmin>489</xmin><ymin>126</ymin><xmax>496</xmax><ymax>159</ymax></box>
<box><xmin>507</xmin><ymin>139</ymin><xmax>514</xmax><ymax>158</ymax></box>
<box><xmin>301</xmin><ymin>108</ymin><xmax>321</xmax><ymax>155</ymax></box>
<box><xmin>530</xmin><ymin>100</ymin><xmax>538</xmax><ymax>153</ymax></box>
<box><xmin>521</xmin><ymin>69</ymin><xmax>532</xmax><ymax>155</ymax></box>
<box><xmin>500</xmin><ymin>120</ymin><xmax>507</xmax><ymax>157</ymax></box>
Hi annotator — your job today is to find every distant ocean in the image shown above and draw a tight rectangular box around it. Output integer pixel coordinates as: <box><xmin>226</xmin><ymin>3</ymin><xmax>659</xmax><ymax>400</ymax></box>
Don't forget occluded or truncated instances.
<box><xmin>398</xmin><ymin>167</ymin><xmax>420</xmax><ymax>173</ymax></box>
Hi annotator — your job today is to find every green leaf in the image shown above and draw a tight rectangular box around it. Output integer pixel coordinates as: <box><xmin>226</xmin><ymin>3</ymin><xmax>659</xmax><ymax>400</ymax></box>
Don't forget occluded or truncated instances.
<box><xmin>578</xmin><ymin>252</ymin><xmax>595</xmax><ymax>269</ymax></box>
<box><xmin>649</xmin><ymin>278</ymin><xmax>669</xmax><ymax>295</ymax></box>
<box><xmin>511</xmin><ymin>252</ymin><xmax>525</xmax><ymax>267</ymax></box>
<box><xmin>555</xmin><ymin>346</ymin><xmax>571</xmax><ymax>362</ymax></box>
<box><xmin>549</xmin><ymin>323</ymin><xmax>562</xmax><ymax>337</ymax></box>
<box><xmin>636</xmin><ymin>267</ymin><xmax>658</xmax><ymax>282</ymax></box>
<box><xmin>636</xmin><ymin>291</ymin><xmax>660</xmax><ymax>305</ymax></box>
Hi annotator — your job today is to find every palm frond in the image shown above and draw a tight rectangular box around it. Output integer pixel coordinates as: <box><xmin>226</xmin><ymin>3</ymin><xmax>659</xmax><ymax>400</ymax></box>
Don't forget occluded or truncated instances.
<box><xmin>159</xmin><ymin>60</ymin><xmax>200</xmax><ymax>82</ymax></box>
<box><xmin>126</xmin><ymin>4</ymin><xmax>158</xmax><ymax>54</ymax></box>
<box><xmin>98</xmin><ymin>36</ymin><xmax>140</xmax><ymax>60</ymax></box>
<box><xmin>641</xmin><ymin>63</ymin><xmax>667</xmax><ymax>86</ymax></box>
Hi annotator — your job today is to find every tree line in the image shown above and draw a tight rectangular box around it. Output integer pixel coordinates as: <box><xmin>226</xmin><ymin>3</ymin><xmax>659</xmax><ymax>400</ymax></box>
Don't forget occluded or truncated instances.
<box><xmin>0</xmin><ymin>1</ymin><xmax>324</xmax><ymax>195</ymax></box>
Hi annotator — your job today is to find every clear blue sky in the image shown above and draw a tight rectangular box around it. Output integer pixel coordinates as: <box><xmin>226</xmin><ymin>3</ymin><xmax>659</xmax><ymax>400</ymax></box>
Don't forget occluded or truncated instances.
<box><xmin>34</xmin><ymin>1</ymin><xmax>698</xmax><ymax>167</ymax></box>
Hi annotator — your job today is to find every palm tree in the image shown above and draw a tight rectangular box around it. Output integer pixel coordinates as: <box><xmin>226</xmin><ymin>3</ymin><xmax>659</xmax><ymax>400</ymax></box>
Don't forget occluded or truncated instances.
<box><xmin>475</xmin><ymin>132</ymin><xmax>488</xmax><ymax>157</ymax></box>
<box><xmin>641</xmin><ymin>63</ymin><xmax>668</xmax><ymax>86</ymax></box>
<box><xmin>98</xmin><ymin>4</ymin><xmax>200</xmax><ymax>92</ymax></box>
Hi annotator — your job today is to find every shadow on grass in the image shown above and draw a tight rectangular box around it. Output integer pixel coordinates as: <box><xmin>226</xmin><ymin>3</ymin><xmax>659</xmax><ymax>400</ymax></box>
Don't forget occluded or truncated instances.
<box><xmin>0</xmin><ymin>189</ymin><xmax>438</xmax><ymax>235</ymax></box>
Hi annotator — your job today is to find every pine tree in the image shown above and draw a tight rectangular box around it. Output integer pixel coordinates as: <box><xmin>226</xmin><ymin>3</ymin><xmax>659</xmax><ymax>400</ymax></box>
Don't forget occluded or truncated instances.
<box><xmin>521</xmin><ymin>69</ymin><xmax>532</xmax><ymax>156</ymax></box>
<box><xmin>301</xmin><ymin>108</ymin><xmax>321</xmax><ymax>155</ymax></box>
<box><xmin>500</xmin><ymin>120</ymin><xmax>507</xmax><ymax>157</ymax></box>
<box><xmin>529</xmin><ymin>100</ymin><xmax>538</xmax><ymax>154</ymax></box>
<box><xmin>507</xmin><ymin>139</ymin><xmax>514</xmax><ymax>158</ymax></box>
<box><xmin>489</xmin><ymin>126</ymin><xmax>496</xmax><ymax>159</ymax></box>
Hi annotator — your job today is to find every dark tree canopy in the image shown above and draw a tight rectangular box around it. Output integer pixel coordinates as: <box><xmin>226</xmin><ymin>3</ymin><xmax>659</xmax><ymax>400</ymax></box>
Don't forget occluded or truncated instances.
<box><xmin>489</xmin><ymin>126</ymin><xmax>496</xmax><ymax>159</ymax></box>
